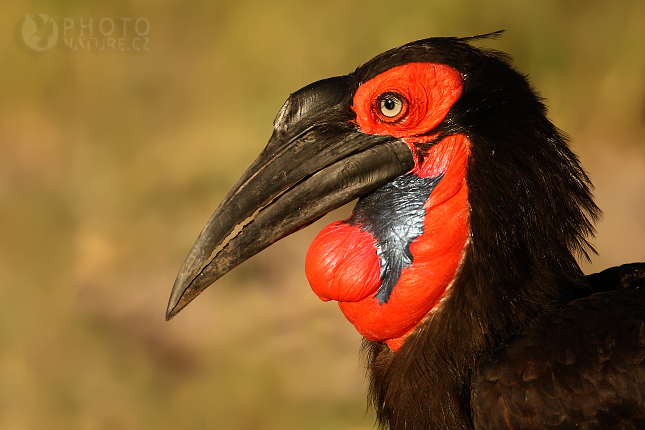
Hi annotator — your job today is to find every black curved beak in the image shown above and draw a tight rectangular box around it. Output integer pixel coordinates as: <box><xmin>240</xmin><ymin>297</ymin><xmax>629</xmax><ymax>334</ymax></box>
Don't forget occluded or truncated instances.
<box><xmin>166</xmin><ymin>75</ymin><xmax>415</xmax><ymax>320</ymax></box>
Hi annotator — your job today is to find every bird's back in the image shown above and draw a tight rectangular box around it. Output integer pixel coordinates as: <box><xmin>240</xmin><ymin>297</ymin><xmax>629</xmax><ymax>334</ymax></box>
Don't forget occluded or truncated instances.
<box><xmin>472</xmin><ymin>264</ymin><xmax>645</xmax><ymax>430</ymax></box>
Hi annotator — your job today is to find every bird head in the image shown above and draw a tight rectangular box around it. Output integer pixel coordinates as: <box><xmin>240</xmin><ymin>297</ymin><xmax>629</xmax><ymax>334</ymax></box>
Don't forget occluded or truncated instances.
<box><xmin>166</xmin><ymin>33</ymin><xmax>598</xmax><ymax>351</ymax></box>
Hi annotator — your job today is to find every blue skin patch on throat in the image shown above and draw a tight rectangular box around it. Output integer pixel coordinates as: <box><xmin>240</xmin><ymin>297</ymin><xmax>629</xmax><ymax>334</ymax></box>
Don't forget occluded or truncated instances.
<box><xmin>347</xmin><ymin>172</ymin><xmax>444</xmax><ymax>304</ymax></box>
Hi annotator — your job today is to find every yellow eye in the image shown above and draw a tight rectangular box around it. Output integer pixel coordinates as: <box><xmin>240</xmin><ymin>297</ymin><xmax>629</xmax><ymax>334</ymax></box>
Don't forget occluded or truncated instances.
<box><xmin>375</xmin><ymin>92</ymin><xmax>407</xmax><ymax>121</ymax></box>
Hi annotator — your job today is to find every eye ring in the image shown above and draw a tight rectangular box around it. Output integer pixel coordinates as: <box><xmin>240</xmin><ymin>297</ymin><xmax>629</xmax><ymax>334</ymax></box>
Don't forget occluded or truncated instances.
<box><xmin>374</xmin><ymin>92</ymin><xmax>408</xmax><ymax>122</ymax></box>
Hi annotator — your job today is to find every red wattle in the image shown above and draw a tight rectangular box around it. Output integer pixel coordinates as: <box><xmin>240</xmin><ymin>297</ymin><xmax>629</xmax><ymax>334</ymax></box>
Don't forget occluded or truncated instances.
<box><xmin>337</xmin><ymin>148</ymin><xmax>469</xmax><ymax>346</ymax></box>
<box><xmin>305</xmin><ymin>134</ymin><xmax>471</xmax><ymax>351</ymax></box>
<box><xmin>305</xmin><ymin>222</ymin><xmax>381</xmax><ymax>303</ymax></box>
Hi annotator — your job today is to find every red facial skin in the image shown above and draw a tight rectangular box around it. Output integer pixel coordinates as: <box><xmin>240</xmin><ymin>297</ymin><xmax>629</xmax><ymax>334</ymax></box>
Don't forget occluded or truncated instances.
<box><xmin>305</xmin><ymin>63</ymin><xmax>470</xmax><ymax>351</ymax></box>
<box><xmin>352</xmin><ymin>63</ymin><xmax>463</xmax><ymax>143</ymax></box>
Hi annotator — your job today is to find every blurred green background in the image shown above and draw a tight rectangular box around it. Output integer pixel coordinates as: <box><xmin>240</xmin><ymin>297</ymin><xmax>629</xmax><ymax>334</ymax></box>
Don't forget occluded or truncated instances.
<box><xmin>1</xmin><ymin>0</ymin><xmax>644</xmax><ymax>429</ymax></box>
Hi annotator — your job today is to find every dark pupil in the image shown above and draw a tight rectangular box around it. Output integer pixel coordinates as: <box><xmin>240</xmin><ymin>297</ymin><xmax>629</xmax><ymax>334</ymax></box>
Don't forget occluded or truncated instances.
<box><xmin>383</xmin><ymin>98</ymin><xmax>396</xmax><ymax>110</ymax></box>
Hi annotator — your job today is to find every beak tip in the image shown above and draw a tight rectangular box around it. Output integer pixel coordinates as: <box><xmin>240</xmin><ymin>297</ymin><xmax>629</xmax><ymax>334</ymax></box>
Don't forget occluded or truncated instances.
<box><xmin>165</xmin><ymin>295</ymin><xmax>192</xmax><ymax>321</ymax></box>
<box><xmin>165</xmin><ymin>274</ymin><xmax>203</xmax><ymax>321</ymax></box>
<box><xmin>165</xmin><ymin>303</ymin><xmax>178</xmax><ymax>321</ymax></box>
<box><xmin>165</xmin><ymin>276</ymin><xmax>189</xmax><ymax>321</ymax></box>
<box><xmin>165</xmin><ymin>296</ymin><xmax>180</xmax><ymax>321</ymax></box>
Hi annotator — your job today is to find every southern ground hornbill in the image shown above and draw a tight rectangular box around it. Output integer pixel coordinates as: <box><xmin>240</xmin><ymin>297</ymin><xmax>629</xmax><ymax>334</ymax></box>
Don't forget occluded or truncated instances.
<box><xmin>166</xmin><ymin>33</ymin><xmax>645</xmax><ymax>429</ymax></box>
